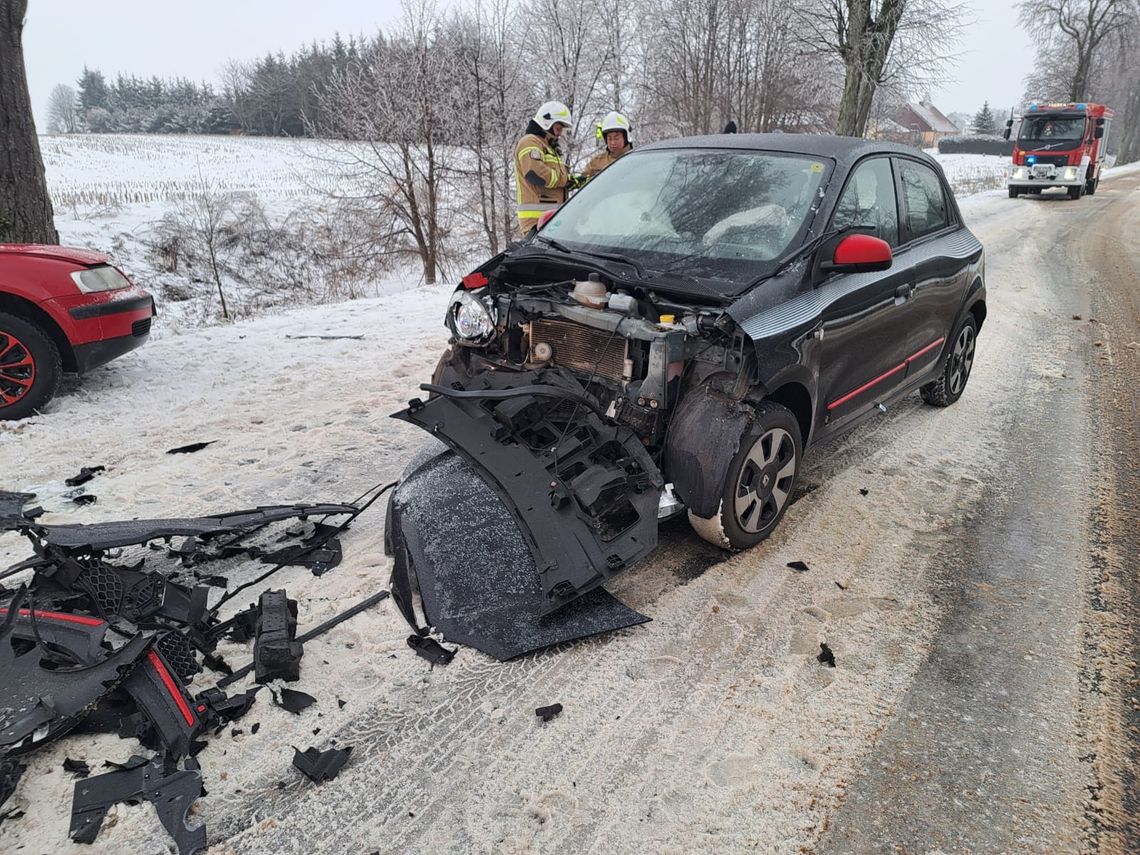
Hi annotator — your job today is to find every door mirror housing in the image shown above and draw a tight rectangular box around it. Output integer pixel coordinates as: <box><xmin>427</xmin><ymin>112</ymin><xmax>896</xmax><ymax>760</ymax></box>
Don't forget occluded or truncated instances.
<box><xmin>1094</xmin><ymin>126</ymin><xmax>1104</xmax><ymax>139</ymax></box>
<box><xmin>1003</xmin><ymin>118</ymin><xmax>1013</xmax><ymax>140</ymax></box>
<box><xmin>821</xmin><ymin>233</ymin><xmax>893</xmax><ymax>274</ymax></box>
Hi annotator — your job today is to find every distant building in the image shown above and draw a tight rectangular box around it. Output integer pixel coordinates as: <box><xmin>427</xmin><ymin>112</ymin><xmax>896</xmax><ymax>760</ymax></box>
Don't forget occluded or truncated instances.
<box><xmin>890</xmin><ymin>100</ymin><xmax>960</xmax><ymax>148</ymax></box>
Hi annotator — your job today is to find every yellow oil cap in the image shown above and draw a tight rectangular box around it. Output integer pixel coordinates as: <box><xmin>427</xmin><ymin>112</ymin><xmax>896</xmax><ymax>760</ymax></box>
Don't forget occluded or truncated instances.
<box><xmin>659</xmin><ymin>314</ymin><xmax>676</xmax><ymax>324</ymax></box>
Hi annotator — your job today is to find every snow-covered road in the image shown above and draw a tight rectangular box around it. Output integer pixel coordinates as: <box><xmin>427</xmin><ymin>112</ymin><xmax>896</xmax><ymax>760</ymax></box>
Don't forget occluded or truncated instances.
<box><xmin>4</xmin><ymin>168</ymin><xmax>1140</xmax><ymax>853</ymax></box>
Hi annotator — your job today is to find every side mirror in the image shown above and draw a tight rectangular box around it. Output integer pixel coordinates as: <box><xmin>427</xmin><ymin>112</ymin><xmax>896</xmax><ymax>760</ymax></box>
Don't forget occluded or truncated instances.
<box><xmin>1003</xmin><ymin>118</ymin><xmax>1013</xmax><ymax>141</ymax></box>
<box><xmin>538</xmin><ymin>209</ymin><xmax>558</xmax><ymax>229</ymax></box>
<box><xmin>821</xmin><ymin>233</ymin><xmax>893</xmax><ymax>273</ymax></box>
<box><xmin>1002</xmin><ymin>127</ymin><xmax>1011</xmax><ymax>140</ymax></box>
<box><xmin>1094</xmin><ymin>126</ymin><xmax>1104</xmax><ymax>139</ymax></box>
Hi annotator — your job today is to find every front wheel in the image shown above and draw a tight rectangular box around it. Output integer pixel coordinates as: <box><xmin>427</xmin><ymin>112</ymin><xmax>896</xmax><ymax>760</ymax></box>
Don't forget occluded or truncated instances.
<box><xmin>688</xmin><ymin>401</ymin><xmax>802</xmax><ymax>550</ymax></box>
<box><xmin>1068</xmin><ymin>184</ymin><xmax>1083</xmax><ymax>200</ymax></box>
<box><xmin>0</xmin><ymin>312</ymin><xmax>62</xmax><ymax>420</ymax></box>
<box><xmin>921</xmin><ymin>314</ymin><xmax>977</xmax><ymax>407</ymax></box>
<box><xmin>1008</xmin><ymin>186</ymin><xmax>1020</xmax><ymax>198</ymax></box>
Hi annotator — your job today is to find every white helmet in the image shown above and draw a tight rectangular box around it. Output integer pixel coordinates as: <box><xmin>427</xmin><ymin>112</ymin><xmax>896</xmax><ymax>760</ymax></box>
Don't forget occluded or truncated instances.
<box><xmin>534</xmin><ymin>101</ymin><xmax>573</xmax><ymax>131</ymax></box>
<box><xmin>599</xmin><ymin>110</ymin><xmax>631</xmax><ymax>138</ymax></box>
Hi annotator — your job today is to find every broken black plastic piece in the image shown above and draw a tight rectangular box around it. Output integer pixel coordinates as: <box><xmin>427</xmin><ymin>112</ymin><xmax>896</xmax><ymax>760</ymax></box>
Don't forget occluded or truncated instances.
<box><xmin>0</xmin><ymin>589</ymin><xmax>152</xmax><ymax>755</ymax></box>
<box><xmin>859</xmin><ymin>488</ymin><xmax>870</xmax><ymax>496</ymax></box>
<box><xmin>0</xmin><ymin>492</ymin><xmax>40</xmax><ymax>531</ymax></box>
<box><xmin>787</xmin><ymin>561</ymin><xmax>810</xmax><ymax>572</ymax></box>
<box><xmin>120</xmin><ymin>649</ymin><xmax>204</xmax><ymax>758</ymax></box>
<box><xmin>407</xmin><ymin>634</ymin><xmax>456</xmax><ymax>666</ymax></box>
<box><xmin>196</xmin><ymin>687</ymin><xmax>259</xmax><ymax>727</ymax></box>
<box><xmin>292</xmin><ymin>745</ymin><xmax>352</xmax><ymax>783</ymax></box>
<box><xmin>69</xmin><ymin>755</ymin><xmax>206</xmax><ymax>854</ymax></box>
<box><xmin>72</xmin><ymin>494</ymin><xmax>98</xmax><ymax>506</ymax></box>
<box><xmin>254</xmin><ymin>590</ymin><xmax>303</xmax><ymax>684</ymax></box>
<box><xmin>63</xmin><ymin>758</ymin><xmax>91</xmax><ymax>778</ymax></box>
<box><xmin>166</xmin><ymin>441</ymin><xmax>216</xmax><ymax>455</ymax></box>
<box><xmin>817</xmin><ymin>643</ymin><xmax>836</xmax><ymax>667</ymax></box>
<box><xmin>65</xmin><ymin>467</ymin><xmax>105</xmax><ymax>487</ymax></box>
<box><xmin>535</xmin><ymin>703</ymin><xmax>563</xmax><ymax>722</ymax></box>
<box><xmin>272</xmin><ymin>687</ymin><xmax>316</xmax><ymax>715</ymax></box>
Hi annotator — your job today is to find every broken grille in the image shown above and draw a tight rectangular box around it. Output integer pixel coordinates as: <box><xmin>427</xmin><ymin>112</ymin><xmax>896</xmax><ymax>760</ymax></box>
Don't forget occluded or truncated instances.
<box><xmin>529</xmin><ymin>318</ymin><xmax>627</xmax><ymax>383</ymax></box>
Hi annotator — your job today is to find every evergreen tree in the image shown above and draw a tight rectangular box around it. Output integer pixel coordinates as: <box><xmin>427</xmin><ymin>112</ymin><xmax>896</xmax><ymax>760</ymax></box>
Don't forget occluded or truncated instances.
<box><xmin>970</xmin><ymin>101</ymin><xmax>997</xmax><ymax>136</ymax></box>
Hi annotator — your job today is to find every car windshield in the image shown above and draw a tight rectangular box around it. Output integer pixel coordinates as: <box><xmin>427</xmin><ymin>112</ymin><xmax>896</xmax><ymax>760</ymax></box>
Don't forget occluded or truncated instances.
<box><xmin>539</xmin><ymin>149</ymin><xmax>830</xmax><ymax>292</ymax></box>
<box><xmin>1018</xmin><ymin>116</ymin><xmax>1086</xmax><ymax>149</ymax></box>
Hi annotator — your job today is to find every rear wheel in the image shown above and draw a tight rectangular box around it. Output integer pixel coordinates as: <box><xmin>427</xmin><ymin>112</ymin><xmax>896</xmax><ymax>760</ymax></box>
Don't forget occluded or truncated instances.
<box><xmin>921</xmin><ymin>314</ymin><xmax>977</xmax><ymax>407</ymax></box>
<box><xmin>0</xmin><ymin>312</ymin><xmax>62</xmax><ymax>420</ymax></box>
<box><xmin>688</xmin><ymin>402</ymin><xmax>802</xmax><ymax>550</ymax></box>
<box><xmin>1086</xmin><ymin>175</ymin><xmax>1098</xmax><ymax>195</ymax></box>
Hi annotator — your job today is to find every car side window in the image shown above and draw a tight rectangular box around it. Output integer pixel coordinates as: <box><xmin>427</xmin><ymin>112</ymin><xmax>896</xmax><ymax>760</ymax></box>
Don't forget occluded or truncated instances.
<box><xmin>898</xmin><ymin>160</ymin><xmax>950</xmax><ymax>239</ymax></box>
<box><xmin>831</xmin><ymin>158</ymin><xmax>899</xmax><ymax>247</ymax></box>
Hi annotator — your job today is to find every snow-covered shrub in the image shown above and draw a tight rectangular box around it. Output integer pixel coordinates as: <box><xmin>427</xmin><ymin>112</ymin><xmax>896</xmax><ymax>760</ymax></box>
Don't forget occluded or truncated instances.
<box><xmin>938</xmin><ymin>136</ymin><xmax>1015</xmax><ymax>156</ymax></box>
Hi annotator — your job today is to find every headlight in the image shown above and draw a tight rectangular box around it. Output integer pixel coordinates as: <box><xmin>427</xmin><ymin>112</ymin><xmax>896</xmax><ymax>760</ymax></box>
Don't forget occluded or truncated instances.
<box><xmin>1063</xmin><ymin>166</ymin><xmax>1079</xmax><ymax>181</ymax></box>
<box><xmin>1012</xmin><ymin>166</ymin><xmax>1028</xmax><ymax>180</ymax></box>
<box><xmin>70</xmin><ymin>264</ymin><xmax>130</xmax><ymax>293</ymax></box>
<box><xmin>446</xmin><ymin>289</ymin><xmax>496</xmax><ymax>342</ymax></box>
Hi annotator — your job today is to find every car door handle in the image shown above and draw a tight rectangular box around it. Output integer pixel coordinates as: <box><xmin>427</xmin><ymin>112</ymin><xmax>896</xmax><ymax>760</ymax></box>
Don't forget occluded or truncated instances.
<box><xmin>895</xmin><ymin>283</ymin><xmax>914</xmax><ymax>303</ymax></box>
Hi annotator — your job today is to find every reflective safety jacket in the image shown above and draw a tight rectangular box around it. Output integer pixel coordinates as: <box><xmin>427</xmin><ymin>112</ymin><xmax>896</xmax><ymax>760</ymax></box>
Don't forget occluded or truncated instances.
<box><xmin>514</xmin><ymin>132</ymin><xmax>570</xmax><ymax>235</ymax></box>
<box><xmin>582</xmin><ymin>143</ymin><xmax>632</xmax><ymax>179</ymax></box>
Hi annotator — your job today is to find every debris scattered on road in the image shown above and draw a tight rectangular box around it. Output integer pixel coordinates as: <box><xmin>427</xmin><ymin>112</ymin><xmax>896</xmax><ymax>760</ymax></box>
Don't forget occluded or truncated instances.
<box><xmin>292</xmin><ymin>745</ymin><xmax>352</xmax><ymax>782</ymax></box>
<box><xmin>407</xmin><ymin>633</ymin><xmax>457</xmax><ymax>666</ymax></box>
<box><xmin>787</xmin><ymin>561</ymin><xmax>810</xmax><ymax>572</ymax></box>
<box><xmin>817</xmin><ymin>643</ymin><xmax>836</xmax><ymax>667</ymax></box>
<box><xmin>535</xmin><ymin>703</ymin><xmax>564</xmax><ymax>723</ymax></box>
<box><xmin>1072</xmin><ymin>314</ymin><xmax>1082</xmax><ymax>320</ymax></box>
<box><xmin>272</xmin><ymin>687</ymin><xmax>317</xmax><ymax>715</ymax></box>
<box><xmin>166</xmin><ymin>441</ymin><xmax>217</xmax><ymax>455</ymax></box>
<box><xmin>859</xmin><ymin>488</ymin><xmax>869</xmax><ymax>496</ymax></box>
<box><xmin>64</xmin><ymin>466</ymin><xmax>105</xmax><ymax>487</ymax></box>
<box><xmin>0</xmin><ymin>486</ymin><xmax>393</xmax><ymax>853</ymax></box>
<box><xmin>835</xmin><ymin>581</ymin><xmax>847</xmax><ymax>591</ymax></box>
<box><xmin>71</xmin><ymin>493</ymin><xmax>97</xmax><ymax>506</ymax></box>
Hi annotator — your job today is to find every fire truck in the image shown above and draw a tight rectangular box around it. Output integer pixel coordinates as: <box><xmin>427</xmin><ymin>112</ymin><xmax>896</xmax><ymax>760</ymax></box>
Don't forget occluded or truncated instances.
<box><xmin>1004</xmin><ymin>102</ymin><xmax>1113</xmax><ymax>199</ymax></box>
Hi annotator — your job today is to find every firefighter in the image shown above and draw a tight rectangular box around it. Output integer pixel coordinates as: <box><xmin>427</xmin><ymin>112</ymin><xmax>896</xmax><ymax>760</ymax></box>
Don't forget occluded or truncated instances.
<box><xmin>514</xmin><ymin>101</ymin><xmax>575</xmax><ymax>236</ymax></box>
<box><xmin>582</xmin><ymin>111</ymin><xmax>633</xmax><ymax>179</ymax></box>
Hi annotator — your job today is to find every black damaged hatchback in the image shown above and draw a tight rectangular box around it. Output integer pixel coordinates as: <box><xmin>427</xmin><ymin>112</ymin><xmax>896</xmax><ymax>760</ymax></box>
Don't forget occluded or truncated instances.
<box><xmin>393</xmin><ymin>134</ymin><xmax>985</xmax><ymax>628</ymax></box>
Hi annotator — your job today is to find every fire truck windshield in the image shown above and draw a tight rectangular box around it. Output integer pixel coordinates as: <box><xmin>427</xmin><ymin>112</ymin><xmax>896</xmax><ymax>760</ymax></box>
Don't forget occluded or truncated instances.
<box><xmin>1018</xmin><ymin>116</ymin><xmax>1086</xmax><ymax>150</ymax></box>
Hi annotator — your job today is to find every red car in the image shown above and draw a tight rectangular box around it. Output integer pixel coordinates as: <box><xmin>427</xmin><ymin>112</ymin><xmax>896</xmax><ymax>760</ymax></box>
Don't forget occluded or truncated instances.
<box><xmin>0</xmin><ymin>244</ymin><xmax>154</xmax><ymax>419</ymax></box>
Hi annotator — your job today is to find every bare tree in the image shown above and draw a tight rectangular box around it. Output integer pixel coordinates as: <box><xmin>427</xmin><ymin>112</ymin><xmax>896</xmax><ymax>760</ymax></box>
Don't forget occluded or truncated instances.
<box><xmin>0</xmin><ymin>0</ymin><xmax>57</xmax><ymax>243</ymax></box>
<box><xmin>184</xmin><ymin>170</ymin><xmax>235</xmax><ymax>320</ymax></box>
<box><xmin>800</xmin><ymin>0</ymin><xmax>963</xmax><ymax>137</ymax></box>
<box><xmin>46</xmin><ymin>83</ymin><xmax>80</xmax><ymax>134</ymax></box>
<box><xmin>1018</xmin><ymin>0</ymin><xmax>1137</xmax><ymax>101</ymax></box>
<box><xmin>314</xmin><ymin>0</ymin><xmax>457</xmax><ymax>284</ymax></box>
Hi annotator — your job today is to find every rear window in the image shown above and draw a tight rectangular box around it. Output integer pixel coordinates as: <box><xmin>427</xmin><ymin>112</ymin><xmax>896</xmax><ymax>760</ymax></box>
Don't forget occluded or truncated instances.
<box><xmin>898</xmin><ymin>160</ymin><xmax>949</xmax><ymax>240</ymax></box>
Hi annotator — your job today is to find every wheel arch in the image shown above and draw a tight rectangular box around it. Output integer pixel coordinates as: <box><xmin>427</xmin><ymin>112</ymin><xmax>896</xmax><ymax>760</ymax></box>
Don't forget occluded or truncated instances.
<box><xmin>763</xmin><ymin>380</ymin><xmax>814</xmax><ymax>448</ymax></box>
<box><xmin>0</xmin><ymin>292</ymin><xmax>77</xmax><ymax>372</ymax></box>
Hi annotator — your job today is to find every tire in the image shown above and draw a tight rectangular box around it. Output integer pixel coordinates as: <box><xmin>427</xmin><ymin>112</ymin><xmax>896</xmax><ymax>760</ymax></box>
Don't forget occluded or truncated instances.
<box><xmin>1086</xmin><ymin>175</ymin><xmax>1098</xmax><ymax>196</ymax></box>
<box><xmin>0</xmin><ymin>312</ymin><xmax>62</xmax><ymax>420</ymax></box>
<box><xmin>1068</xmin><ymin>184</ymin><xmax>1083</xmax><ymax>200</ymax></box>
<box><xmin>1008</xmin><ymin>186</ymin><xmax>1020</xmax><ymax>198</ymax></box>
<box><xmin>921</xmin><ymin>314</ymin><xmax>977</xmax><ymax>407</ymax></box>
<box><xmin>687</xmin><ymin>401</ymin><xmax>802</xmax><ymax>550</ymax></box>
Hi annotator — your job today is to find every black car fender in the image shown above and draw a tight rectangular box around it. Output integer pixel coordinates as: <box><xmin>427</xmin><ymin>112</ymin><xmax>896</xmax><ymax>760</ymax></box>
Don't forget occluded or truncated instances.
<box><xmin>663</xmin><ymin>385</ymin><xmax>757</xmax><ymax>519</ymax></box>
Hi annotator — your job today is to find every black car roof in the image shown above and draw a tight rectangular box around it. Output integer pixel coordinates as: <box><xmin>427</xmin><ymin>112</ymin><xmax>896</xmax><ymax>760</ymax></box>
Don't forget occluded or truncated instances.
<box><xmin>637</xmin><ymin>133</ymin><xmax>935</xmax><ymax>169</ymax></box>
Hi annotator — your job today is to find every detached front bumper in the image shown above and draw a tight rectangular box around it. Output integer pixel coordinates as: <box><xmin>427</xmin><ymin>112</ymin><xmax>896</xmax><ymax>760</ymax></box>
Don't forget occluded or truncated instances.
<box><xmin>42</xmin><ymin>284</ymin><xmax>155</xmax><ymax>373</ymax></box>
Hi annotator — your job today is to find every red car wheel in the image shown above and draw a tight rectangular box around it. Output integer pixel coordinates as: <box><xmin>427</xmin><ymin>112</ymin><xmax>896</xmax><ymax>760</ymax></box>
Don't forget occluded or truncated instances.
<box><xmin>0</xmin><ymin>312</ymin><xmax>62</xmax><ymax>420</ymax></box>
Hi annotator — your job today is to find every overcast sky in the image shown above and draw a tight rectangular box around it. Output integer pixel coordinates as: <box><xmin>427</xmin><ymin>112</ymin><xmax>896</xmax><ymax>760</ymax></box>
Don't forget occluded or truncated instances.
<box><xmin>24</xmin><ymin>0</ymin><xmax>1036</xmax><ymax>129</ymax></box>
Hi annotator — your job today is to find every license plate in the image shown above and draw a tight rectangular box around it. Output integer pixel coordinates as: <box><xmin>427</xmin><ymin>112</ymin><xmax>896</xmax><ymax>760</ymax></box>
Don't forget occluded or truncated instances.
<box><xmin>1032</xmin><ymin>164</ymin><xmax>1054</xmax><ymax>178</ymax></box>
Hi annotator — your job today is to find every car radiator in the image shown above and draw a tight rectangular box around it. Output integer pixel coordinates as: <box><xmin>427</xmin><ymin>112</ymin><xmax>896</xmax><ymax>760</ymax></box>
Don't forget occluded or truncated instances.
<box><xmin>528</xmin><ymin>318</ymin><xmax>628</xmax><ymax>384</ymax></box>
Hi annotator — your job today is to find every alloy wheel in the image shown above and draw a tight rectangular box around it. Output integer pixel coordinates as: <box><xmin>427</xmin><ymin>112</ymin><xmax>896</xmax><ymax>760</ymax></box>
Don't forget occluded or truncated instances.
<box><xmin>0</xmin><ymin>331</ymin><xmax>37</xmax><ymax>409</ymax></box>
<box><xmin>733</xmin><ymin>427</ymin><xmax>796</xmax><ymax>533</ymax></box>
<box><xmin>949</xmin><ymin>324</ymin><xmax>975</xmax><ymax>395</ymax></box>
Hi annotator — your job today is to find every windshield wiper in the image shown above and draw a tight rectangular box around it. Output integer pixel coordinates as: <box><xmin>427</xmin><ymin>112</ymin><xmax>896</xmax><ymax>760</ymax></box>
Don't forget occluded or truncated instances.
<box><xmin>535</xmin><ymin>235</ymin><xmax>647</xmax><ymax>279</ymax></box>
